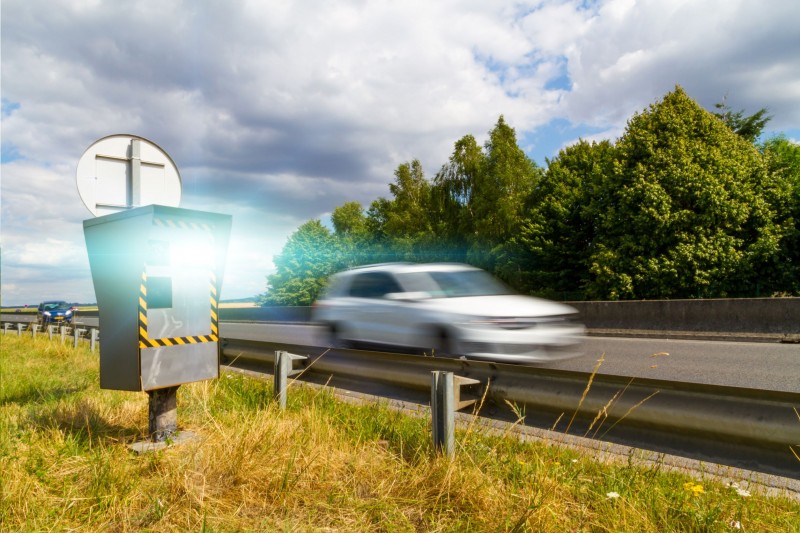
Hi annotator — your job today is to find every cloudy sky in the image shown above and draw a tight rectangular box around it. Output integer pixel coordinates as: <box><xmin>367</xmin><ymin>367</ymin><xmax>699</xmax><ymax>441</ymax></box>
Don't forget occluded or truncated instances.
<box><xmin>2</xmin><ymin>0</ymin><xmax>799</xmax><ymax>306</ymax></box>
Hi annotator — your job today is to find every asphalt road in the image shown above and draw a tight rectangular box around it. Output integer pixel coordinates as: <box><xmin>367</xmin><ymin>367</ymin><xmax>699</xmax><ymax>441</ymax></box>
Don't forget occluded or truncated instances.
<box><xmin>543</xmin><ymin>336</ymin><xmax>800</xmax><ymax>394</ymax></box>
<box><xmin>220</xmin><ymin>323</ymin><xmax>800</xmax><ymax>394</ymax></box>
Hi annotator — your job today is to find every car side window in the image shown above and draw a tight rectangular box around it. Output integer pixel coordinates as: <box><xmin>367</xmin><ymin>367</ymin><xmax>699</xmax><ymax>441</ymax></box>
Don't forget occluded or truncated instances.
<box><xmin>348</xmin><ymin>272</ymin><xmax>402</xmax><ymax>299</ymax></box>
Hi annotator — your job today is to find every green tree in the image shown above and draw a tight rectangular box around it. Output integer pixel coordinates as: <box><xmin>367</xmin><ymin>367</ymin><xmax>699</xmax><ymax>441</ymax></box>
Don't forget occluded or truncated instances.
<box><xmin>432</xmin><ymin>134</ymin><xmax>484</xmax><ymax>243</ymax></box>
<box><xmin>331</xmin><ymin>201</ymin><xmax>367</xmax><ymax>237</ymax></box>
<box><xmin>713</xmin><ymin>97</ymin><xmax>771</xmax><ymax>143</ymax></box>
<box><xmin>260</xmin><ymin>99</ymin><xmax>798</xmax><ymax>304</ymax></box>
<box><xmin>587</xmin><ymin>87</ymin><xmax>786</xmax><ymax>299</ymax></box>
<box><xmin>259</xmin><ymin>220</ymin><xmax>340</xmax><ymax>306</ymax></box>
<box><xmin>331</xmin><ymin>201</ymin><xmax>375</xmax><ymax>267</ymax></box>
<box><xmin>432</xmin><ymin>117</ymin><xmax>540</xmax><ymax>271</ymax></box>
<box><xmin>362</xmin><ymin>160</ymin><xmax>438</xmax><ymax>262</ymax></box>
<box><xmin>472</xmin><ymin>117</ymin><xmax>541</xmax><ymax>275</ymax></box>
<box><xmin>505</xmin><ymin>139</ymin><xmax>614</xmax><ymax>296</ymax></box>
<box><xmin>365</xmin><ymin>197</ymin><xmax>391</xmax><ymax>241</ymax></box>
<box><xmin>760</xmin><ymin>136</ymin><xmax>800</xmax><ymax>294</ymax></box>
<box><xmin>384</xmin><ymin>159</ymin><xmax>433</xmax><ymax>239</ymax></box>
<box><xmin>476</xmin><ymin>116</ymin><xmax>539</xmax><ymax>244</ymax></box>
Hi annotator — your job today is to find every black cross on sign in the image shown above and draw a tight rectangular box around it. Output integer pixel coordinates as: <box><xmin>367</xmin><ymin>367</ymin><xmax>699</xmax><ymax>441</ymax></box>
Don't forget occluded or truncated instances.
<box><xmin>94</xmin><ymin>138</ymin><xmax>166</xmax><ymax>211</ymax></box>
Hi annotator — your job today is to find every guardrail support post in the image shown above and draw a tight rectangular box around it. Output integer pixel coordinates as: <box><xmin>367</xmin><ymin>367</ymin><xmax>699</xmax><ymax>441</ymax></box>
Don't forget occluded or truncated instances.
<box><xmin>2</xmin><ymin>323</ymin><xmax>10</xmax><ymax>334</ymax></box>
<box><xmin>431</xmin><ymin>371</ymin><xmax>480</xmax><ymax>457</ymax></box>
<box><xmin>90</xmin><ymin>329</ymin><xmax>98</xmax><ymax>352</ymax></box>
<box><xmin>31</xmin><ymin>324</ymin><xmax>39</xmax><ymax>338</ymax></box>
<box><xmin>17</xmin><ymin>323</ymin><xmax>24</xmax><ymax>336</ymax></box>
<box><xmin>60</xmin><ymin>326</ymin><xmax>67</xmax><ymax>343</ymax></box>
<box><xmin>73</xmin><ymin>328</ymin><xmax>86</xmax><ymax>348</ymax></box>
<box><xmin>274</xmin><ymin>350</ymin><xmax>307</xmax><ymax>409</ymax></box>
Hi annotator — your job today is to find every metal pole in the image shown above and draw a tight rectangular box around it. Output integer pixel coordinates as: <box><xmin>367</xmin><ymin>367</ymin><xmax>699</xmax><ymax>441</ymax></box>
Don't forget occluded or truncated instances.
<box><xmin>16</xmin><ymin>323</ymin><xmax>23</xmax><ymax>336</ymax></box>
<box><xmin>60</xmin><ymin>326</ymin><xmax>67</xmax><ymax>344</ymax></box>
<box><xmin>148</xmin><ymin>386</ymin><xmax>179</xmax><ymax>442</ymax></box>
<box><xmin>31</xmin><ymin>324</ymin><xmax>38</xmax><ymax>338</ymax></box>
<box><xmin>73</xmin><ymin>328</ymin><xmax>81</xmax><ymax>348</ymax></box>
<box><xmin>130</xmin><ymin>138</ymin><xmax>142</xmax><ymax>206</ymax></box>
<box><xmin>48</xmin><ymin>325</ymin><xmax>54</xmax><ymax>340</ymax></box>
<box><xmin>90</xmin><ymin>329</ymin><xmax>98</xmax><ymax>352</ymax></box>
<box><xmin>431</xmin><ymin>371</ymin><xmax>455</xmax><ymax>457</ymax></box>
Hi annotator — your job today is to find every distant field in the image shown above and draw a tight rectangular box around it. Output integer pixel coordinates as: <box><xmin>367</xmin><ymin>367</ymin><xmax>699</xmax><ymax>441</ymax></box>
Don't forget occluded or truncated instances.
<box><xmin>1</xmin><ymin>307</ymin><xmax>38</xmax><ymax>314</ymax></box>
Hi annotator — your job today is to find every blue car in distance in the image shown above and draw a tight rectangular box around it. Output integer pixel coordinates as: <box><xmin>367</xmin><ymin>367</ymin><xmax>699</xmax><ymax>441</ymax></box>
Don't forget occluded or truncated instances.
<box><xmin>37</xmin><ymin>301</ymin><xmax>75</xmax><ymax>327</ymax></box>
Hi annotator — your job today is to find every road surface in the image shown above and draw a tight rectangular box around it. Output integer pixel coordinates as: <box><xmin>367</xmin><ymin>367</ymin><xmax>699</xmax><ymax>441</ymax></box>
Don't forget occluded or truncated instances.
<box><xmin>219</xmin><ymin>323</ymin><xmax>800</xmax><ymax>393</ymax></box>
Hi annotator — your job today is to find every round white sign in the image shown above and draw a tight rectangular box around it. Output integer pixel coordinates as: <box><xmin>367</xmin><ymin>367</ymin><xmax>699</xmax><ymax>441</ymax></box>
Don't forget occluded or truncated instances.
<box><xmin>76</xmin><ymin>134</ymin><xmax>182</xmax><ymax>217</ymax></box>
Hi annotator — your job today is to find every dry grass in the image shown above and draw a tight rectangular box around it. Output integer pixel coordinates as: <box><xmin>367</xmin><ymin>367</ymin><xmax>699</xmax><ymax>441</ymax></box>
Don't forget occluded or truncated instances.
<box><xmin>1</xmin><ymin>334</ymin><xmax>799</xmax><ymax>532</ymax></box>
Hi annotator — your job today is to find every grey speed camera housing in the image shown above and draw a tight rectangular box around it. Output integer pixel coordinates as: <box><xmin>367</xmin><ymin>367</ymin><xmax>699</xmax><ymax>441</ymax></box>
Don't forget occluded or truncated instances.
<box><xmin>84</xmin><ymin>205</ymin><xmax>231</xmax><ymax>391</ymax></box>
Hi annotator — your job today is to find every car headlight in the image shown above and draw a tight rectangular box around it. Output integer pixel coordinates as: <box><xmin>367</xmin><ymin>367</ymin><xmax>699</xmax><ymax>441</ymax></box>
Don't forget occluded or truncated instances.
<box><xmin>65</xmin><ymin>310</ymin><xmax>73</xmax><ymax>316</ymax></box>
<box><xmin>43</xmin><ymin>311</ymin><xmax>51</xmax><ymax>317</ymax></box>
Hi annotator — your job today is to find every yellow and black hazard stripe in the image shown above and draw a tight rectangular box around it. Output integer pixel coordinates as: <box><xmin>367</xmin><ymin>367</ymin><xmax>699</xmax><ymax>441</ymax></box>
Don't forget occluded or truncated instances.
<box><xmin>139</xmin><ymin>271</ymin><xmax>149</xmax><ymax>344</ymax></box>
<box><xmin>209</xmin><ymin>271</ymin><xmax>219</xmax><ymax>338</ymax></box>
<box><xmin>153</xmin><ymin>217</ymin><xmax>214</xmax><ymax>233</ymax></box>
<box><xmin>138</xmin><ymin>270</ymin><xmax>221</xmax><ymax>349</ymax></box>
<box><xmin>140</xmin><ymin>334</ymin><xmax>217</xmax><ymax>349</ymax></box>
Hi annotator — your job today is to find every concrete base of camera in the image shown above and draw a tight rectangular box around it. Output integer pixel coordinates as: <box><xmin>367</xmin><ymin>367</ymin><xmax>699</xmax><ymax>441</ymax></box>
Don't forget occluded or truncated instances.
<box><xmin>128</xmin><ymin>430</ymin><xmax>198</xmax><ymax>454</ymax></box>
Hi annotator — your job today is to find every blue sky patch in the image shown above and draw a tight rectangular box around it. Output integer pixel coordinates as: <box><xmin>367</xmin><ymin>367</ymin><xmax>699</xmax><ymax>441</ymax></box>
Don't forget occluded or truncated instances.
<box><xmin>544</xmin><ymin>71</ymin><xmax>572</xmax><ymax>91</ymax></box>
<box><xmin>2</xmin><ymin>97</ymin><xmax>21</xmax><ymax>117</ymax></box>
<box><xmin>474</xmin><ymin>51</ymin><xmax>509</xmax><ymax>84</ymax></box>
<box><xmin>1</xmin><ymin>142</ymin><xmax>23</xmax><ymax>164</ymax></box>
<box><xmin>774</xmin><ymin>127</ymin><xmax>800</xmax><ymax>144</ymax></box>
<box><xmin>521</xmin><ymin>119</ymin><xmax>609</xmax><ymax>166</ymax></box>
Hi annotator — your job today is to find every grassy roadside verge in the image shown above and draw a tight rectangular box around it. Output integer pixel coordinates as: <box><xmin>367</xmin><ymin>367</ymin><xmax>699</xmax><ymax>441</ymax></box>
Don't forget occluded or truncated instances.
<box><xmin>1</xmin><ymin>334</ymin><xmax>798</xmax><ymax>531</ymax></box>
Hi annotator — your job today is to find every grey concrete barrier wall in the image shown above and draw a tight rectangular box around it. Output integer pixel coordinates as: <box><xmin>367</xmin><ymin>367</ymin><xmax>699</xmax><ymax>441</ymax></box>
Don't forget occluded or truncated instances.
<box><xmin>11</xmin><ymin>299</ymin><xmax>793</xmax><ymax>334</ymax></box>
<box><xmin>568</xmin><ymin>298</ymin><xmax>800</xmax><ymax>334</ymax></box>
<box><xmin>225</xmin><ymin>298</ymin><xmax>800</xmax><ymax>335</ymax></box>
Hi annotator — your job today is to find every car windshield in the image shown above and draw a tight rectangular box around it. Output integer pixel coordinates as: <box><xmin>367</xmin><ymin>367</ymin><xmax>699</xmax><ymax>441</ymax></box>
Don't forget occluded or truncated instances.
<box><xmin>44</xmin><ymin>302</ymin><xmax>70</xmax><ymax>311</ymax></box>
<box><xmin>400</xmin><ymin>270</ymin><xmax>513</xmax><ymax>298</ymax></box>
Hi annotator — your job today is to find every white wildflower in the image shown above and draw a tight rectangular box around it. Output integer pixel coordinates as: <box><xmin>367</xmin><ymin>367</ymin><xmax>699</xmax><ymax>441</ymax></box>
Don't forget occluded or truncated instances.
<box><xmin>736</xmin><ymin>488</ymin><xmax>751</xmax><ymax>498</ymax></box>
<box><xmin>606</xmin><ymin>491</ymin><xmax>620</xmax><ymax>499</ymax></box>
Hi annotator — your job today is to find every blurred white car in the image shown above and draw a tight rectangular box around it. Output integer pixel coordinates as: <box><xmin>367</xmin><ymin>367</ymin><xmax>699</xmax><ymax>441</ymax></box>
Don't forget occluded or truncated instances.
<box><xmin>312</xmin><ymin>263</ymin><xmax>585</xmax><ymax>363</ymax></box>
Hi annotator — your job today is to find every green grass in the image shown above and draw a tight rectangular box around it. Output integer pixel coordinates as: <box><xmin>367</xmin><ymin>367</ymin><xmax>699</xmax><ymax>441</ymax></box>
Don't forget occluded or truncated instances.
<box><xmin>1</xmin><ymin>334</ymin><xmax>798</xmax><ymax>531</ymax></box>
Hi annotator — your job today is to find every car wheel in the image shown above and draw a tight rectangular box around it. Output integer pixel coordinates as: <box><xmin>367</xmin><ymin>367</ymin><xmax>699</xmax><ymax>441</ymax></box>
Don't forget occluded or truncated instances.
<box><xmin>326</xmin><ymin>323</ymin><xmax>351</xmax><ymax>349</ymax></box>
<box><xmin>432</xmin><ymin>327</ymin><xmax>461</xmax><ymax>359</ymax></box>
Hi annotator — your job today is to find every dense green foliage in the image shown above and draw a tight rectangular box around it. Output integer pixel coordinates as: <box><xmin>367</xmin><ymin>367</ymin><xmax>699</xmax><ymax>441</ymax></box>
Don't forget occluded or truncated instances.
<box><xmin>713</xmin><ymin>98</ymin><xmax>772</xmax><ymax>143</ymax></box>
<box><xmin>260</xmin><ymin>87</ymin><xmax>799</xmax><ymax>304</ymax></box>
<box><xmin>587</xmin><ymin>89</ymin><xmax>788</xmax><ymax>299</ymax></box>
<box><xmin>262</xmin><ymin>220</ymin><xmax>341</xmax><ymax>305</ymax></box>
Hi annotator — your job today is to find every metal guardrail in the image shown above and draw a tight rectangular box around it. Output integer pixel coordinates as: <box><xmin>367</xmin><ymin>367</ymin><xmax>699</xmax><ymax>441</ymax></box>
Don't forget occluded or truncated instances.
<box><xmin>3</xmin><ymin>315</ymin><xmax>798</xmax><ymax>479</ymax></box>
<box><xmin>0</xmin><ymin>313</ymin><xmax>99</xmax><ymax>327</ymax></box>
<box><xmin>1</xmin><ymin>318</ymin><xmax>99</xmax><ymax>350</ymax></box>
<box><xmin>221</xmin><ymin>337</ymin><xmax>800</xmax><ymax>480</ymax></box>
